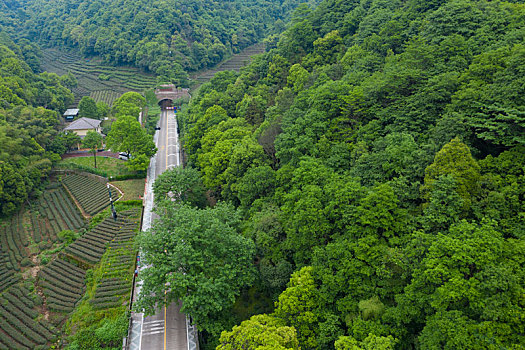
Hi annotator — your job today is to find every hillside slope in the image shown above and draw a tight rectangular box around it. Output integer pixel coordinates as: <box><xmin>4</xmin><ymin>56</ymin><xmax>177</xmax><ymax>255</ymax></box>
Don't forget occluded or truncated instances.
<box><xmin>173</xmin><ymin>0</ymin><xmax>525</xmax><ymax>348</ymax></box>
<box><xmin>9</xmin><ymin>0</ymin><xmax>317</xmax><ymax>85</ymax></box>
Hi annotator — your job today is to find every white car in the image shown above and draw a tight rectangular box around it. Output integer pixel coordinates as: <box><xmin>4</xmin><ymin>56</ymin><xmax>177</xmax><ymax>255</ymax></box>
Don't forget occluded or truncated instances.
<box><xmin>119</xmin><ymin>152</ymin><xmax>130</xmax><ymax>160</ymax></box>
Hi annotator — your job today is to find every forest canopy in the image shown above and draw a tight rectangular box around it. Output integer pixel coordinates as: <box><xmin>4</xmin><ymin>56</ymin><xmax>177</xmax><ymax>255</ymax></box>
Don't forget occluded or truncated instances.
<box><xmin>2</xmin><ymin>0</ymin><xmax>318</xmax><ymax>85</ymax></box>
<box><xmin>0</xmin><ymin>32</ymin><xmax>74</xmax><ymax>216</ymax></box>
<box><xmin>171</xmin><ymin>0</ymin><xmax>525</xmax><ymax>348</ymax></box>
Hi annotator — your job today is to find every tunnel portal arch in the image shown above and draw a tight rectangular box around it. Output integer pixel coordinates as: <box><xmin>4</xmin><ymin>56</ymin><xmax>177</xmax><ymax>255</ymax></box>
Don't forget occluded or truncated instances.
<box><xmin>158</xmin><ymin>98</ymin><xmax>173</xmax><ymax>109</ymax></box>
<box><xmin>154</xmin><ymin>84</ymin><xmax>191</xmax><ymax>108</ymax></box>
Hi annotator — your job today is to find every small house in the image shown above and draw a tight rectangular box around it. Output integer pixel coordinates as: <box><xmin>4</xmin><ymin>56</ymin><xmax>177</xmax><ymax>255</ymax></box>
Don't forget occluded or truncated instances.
<box><xmin>63</xmin><ymin>108</ymin><xmax>79</xmax><ymax>122</ymax></box>
<box><xmin>64</xmin><ymin>117</ymin><xmax>102</xmax><ymax>138</ymax></box>
<box><xmin>63</xmin><ymin>117</ymin><xmax>103</xmax><ymax>150</ymax></box>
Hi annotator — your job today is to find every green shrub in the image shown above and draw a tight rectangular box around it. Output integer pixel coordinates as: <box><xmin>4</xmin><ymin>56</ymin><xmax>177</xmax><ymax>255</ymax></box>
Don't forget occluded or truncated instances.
<box><xmin>58</xmin><ymin>229</ymin><xmax>79</xmax><ymax>245</ymax></box>
<box><xmin>40</xmin><ymin>255</ymin><xmax>49</xmax><ymax>265</ymax></box>
<box><xmin>115</xmin><ymin>200</ymin><xmax>142</xmax><ymax>211</ymax></box>
<box><xmin>20</xmin><ymin>258</ymin><xmax>32</xmax><ymax>267</ymax></box>
<box><xmin>98</xmin><ymin>73</ymin><xmax>110</xmax><ymax>81</ymax></box>
<box><xmin>33</xmin><ymin>294</ymin><xmax>43</xmax><ymax>306</ymax></box>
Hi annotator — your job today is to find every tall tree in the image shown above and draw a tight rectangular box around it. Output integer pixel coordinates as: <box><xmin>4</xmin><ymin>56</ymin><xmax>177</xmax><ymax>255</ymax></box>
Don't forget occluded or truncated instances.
<box><xmin>217</xmin><ymin>314</ymin><xmax>300</xmax><ymax>350</ymax></box>
<box><xmin>112</xmin><ymin>92</ymin><xmax>146</xmax><ymax>119</ymax></box>
<box><xmin>78</xmin><ymin>96</ymin><xmax>99</xmax><ymax>119</ymax></box>
<box><xmin>153</xmin><ymin>166</ymin><xmax>206</xmax><ymax>208</ymax></box>
<box><xmin>82</xmin><ymin>130</ymin><xmax>103</xmax><ymax>168</ymax></box>
<box><xmin>136</xmin><ymin>202</ymin><xmax>255</xmax><ymax>335</ymax></box>
<box><xmin>421</xmin><ymin>137</ymin><xmax>481</xmax><ymax>213</ymax></box>
<box><xmin>105</xmin><ymin>115</ymin><xmax>156</xmax><ymax>171</ymax></box>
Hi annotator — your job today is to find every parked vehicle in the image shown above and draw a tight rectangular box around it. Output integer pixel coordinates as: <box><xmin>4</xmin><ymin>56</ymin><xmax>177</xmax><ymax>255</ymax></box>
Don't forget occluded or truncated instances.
<box><xmin>119</xmin><ymin>152</ymin><xmax>130</xmax><ymax>160</ymax></box>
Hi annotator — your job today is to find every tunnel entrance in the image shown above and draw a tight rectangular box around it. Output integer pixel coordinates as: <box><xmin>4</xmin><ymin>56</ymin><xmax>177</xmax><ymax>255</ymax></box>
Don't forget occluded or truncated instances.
<box><xmin>158</xmin><ymin>99</ymin><xmax>173</xmax><ymax>109</ymax></box>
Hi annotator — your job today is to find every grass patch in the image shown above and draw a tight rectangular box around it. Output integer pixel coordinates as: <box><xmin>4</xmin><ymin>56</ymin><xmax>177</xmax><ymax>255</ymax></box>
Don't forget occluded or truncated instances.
<box><xmin>111</xmin><ymin>179</ymin><xmax>145</xmax><ymax>201</ymax></box>
<box><xmin>58</xmin><ymin>157</ymin><xmax>136</xmax><ymax>177</ymax></box>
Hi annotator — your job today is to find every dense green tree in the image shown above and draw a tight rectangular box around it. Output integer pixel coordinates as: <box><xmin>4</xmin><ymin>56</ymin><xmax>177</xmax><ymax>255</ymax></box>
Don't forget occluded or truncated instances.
<box><xmin>153</xmin><ymin>166</ymin><xmax>206</xmax><ymax>208</ymax></box>
<box><xmin>396</xmin><ymin>220</ymin><xmax>525</xmax><ymax>348</ymax></box>
<box><xmin>96</xmin><ymin>101</ymin><xmax>109</xmax><ymax>119</ymax></box>
<box><xmin>0</xmin><ymin>36</ymin><xmax>72</xmax><ymax>215</ymax></box>
<box><xmin>0</xmin><ymin>161</ymin><xmax>28</xmax><ymax>216</ymax></box>
<box><xmin>217</xmin><ymin>314</ymin><xmax>300</xmax><ymax>350</ymax></box>
<box><xmin>112</xmin><ymin>92</ymin><xmax>146</xmax><ymax>119</ymax></box>
<box><xmin>235</xmin><ymin>94</ymin><xmax>267</xmax><ymax>125</ymax></box>
<box><xmin>105</xmin><ymin>115</ymin><xmax>156</xmax><ymax>171</ymax></box>
<box><xmin>134</xmin><ymin>0</ymin><xmax>525</xmax><ymax>348</ymax></box>
<box><xmin>335</xmin><ymin>334</ymin><xmax>396</xmax><ymax>350</ymax></box>
<box><xmin>274</xmin><ymin>266</ymin><xmax>320</xmax><ymax>349</ymax></box>
<box><xmin>197</xmin><ymin>118</ymin><xmax>252</xmax><ymax>192</ymax></box>
<box><xmin>421</xmin><ymin>137</ymin><xmax>481</xmax><ymax>212</ymax></box>
<box><xmin>78</xmin><ymin>96</ymin><xmax>99</xmax><ymax>119</ymax></box>
<box><xmin>137</xmin><ymin>203</ymin><xmax>255</xmax><ymax>335</ymax></box>
<box><xmin>13</xmin><ymin>0</ymin><xmax>309</xmax><ymax>82</ymax></box>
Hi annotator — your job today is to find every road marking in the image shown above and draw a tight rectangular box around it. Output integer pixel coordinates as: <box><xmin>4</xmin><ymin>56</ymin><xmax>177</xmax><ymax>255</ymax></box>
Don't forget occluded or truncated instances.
<box><xmin>144</xmin><ymin>320</ymin><xmax>164</xmax><ymax>325</ymax></box>
<box><xmin>144</xmin><ymin>322</ymin><xmax>164</xmax><ymax>327</ymax></box>
<box><xmin>139</xmin><ymin>313</ymin><xmax>144</xmax><ymax>350</ymax></box>
<box><xmin>144</xmin><ymin>330</ymin><xmax>164</xmax><ymax>335</ymax></box>
<box><xmin>164</xmin><ymin>303</ymin><xmax>167</xmax><ymax>350</ymax></box>
<box><xmin>144</xmin><ymin>324</ymin><xmax>164</xmax><ymax>328</ymax></box>
<box><xmin>144</xmin><ymin>327</ymin><xmax>164</xmax><ymax>332</ymax></box>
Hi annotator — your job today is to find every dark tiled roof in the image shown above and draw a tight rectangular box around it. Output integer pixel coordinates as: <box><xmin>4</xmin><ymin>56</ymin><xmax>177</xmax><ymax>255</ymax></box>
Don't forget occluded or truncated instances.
<box><xmin>64</xmin><ymin>117</ymin><xmax>101</xmax><ymax>131</ymax></box>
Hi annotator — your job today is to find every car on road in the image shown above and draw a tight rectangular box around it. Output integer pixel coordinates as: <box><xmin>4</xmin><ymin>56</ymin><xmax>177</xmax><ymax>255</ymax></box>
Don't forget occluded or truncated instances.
<box><xmin>119</xmin><ymin>152</ymin><xmax>130</xmax><ymax>160</ymax></box>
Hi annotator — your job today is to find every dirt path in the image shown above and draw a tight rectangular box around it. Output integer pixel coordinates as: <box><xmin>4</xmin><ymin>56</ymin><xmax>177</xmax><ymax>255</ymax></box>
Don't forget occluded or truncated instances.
<box><xmin>108</xmin><ymin>183</ymin><xmax>124</xmax><ymax>202</ymax></box>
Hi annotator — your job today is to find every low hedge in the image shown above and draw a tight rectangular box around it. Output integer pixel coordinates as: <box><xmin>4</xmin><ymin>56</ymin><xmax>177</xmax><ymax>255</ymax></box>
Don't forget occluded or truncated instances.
<box><xmin>56</xmin><ymin>163</ymin><xmax>109</xmax><ymax>177</ymax></box>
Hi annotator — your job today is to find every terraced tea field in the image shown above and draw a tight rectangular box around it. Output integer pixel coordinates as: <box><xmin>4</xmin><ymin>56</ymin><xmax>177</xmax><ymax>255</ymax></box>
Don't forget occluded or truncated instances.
<box><xmin>64</xmin><ymin>215</ymin><xmax>136</xmax><ymax>266</ymax></box>
<box><xmin>62</xmin><ymin>174</ymin><xmax>120</xmax><ymax>216</ymax></box>
<box><xmin>35</xmin><ymin>184</ymin><xmax>85</xmax><ymax>239</ymax></box>
<box><xmin>90</xmin><ymin>209</ymin><xmax>139</xmax><ymax>310</ymax></box>
<box><xmin>0</xmin><ymin>285</ymin><xmax>58</xmax><ymax>349</ymax></box>
<box><xmin>90</xmin><ymin>90</ymin><xmax>122</xmax><ymax>107</ymax></box>
<box><xmin>0</xmin><ymin>171</ymin><xmax>142</xmax><ymax>347</ymax></box>
<box><xmin>0</xmin><ymin>182</ymin><xmax>84</xmax><ymax>294</ymax></box>
<box><xmin>37</xmin><ymin>211</ymin><xmax>139</xmax><ymax>324</ymax></box>
<box><xmin>41</xmin><ymin>48</ymin><xmax>157</xmax><ymax>105</ymax></box>
<box><xmin>39</xmin><ymin>258</ymin><xmax>87</xmax><ymax>313</ymax></box>
<box><xmin>190</xmin><ymin>43</ymin><xmax>265</xmax><ymax>85</ymax></box>
<box><xmin>0</xmin><ymin>212</ymin><xmax>27</xmax><ymax>293</ymax></box>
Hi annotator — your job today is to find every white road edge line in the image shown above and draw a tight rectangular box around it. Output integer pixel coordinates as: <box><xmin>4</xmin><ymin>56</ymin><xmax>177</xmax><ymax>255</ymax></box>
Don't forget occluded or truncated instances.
<box><xmin>138</xmin><ymin>313</ymin><xmax>144</xmax><ymax>350</ymax></box>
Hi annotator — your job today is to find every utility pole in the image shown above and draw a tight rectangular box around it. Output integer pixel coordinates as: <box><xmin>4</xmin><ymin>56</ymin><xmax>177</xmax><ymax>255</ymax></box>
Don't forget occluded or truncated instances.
<box><xmin>107</xmin><ymin>183</ymin><xmax>118</xmax><ymax>220</ymax></box>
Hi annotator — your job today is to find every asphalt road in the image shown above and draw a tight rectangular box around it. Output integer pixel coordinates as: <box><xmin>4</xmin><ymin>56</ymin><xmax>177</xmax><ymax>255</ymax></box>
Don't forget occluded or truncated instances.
<box><xmin>139</xmin><ymin>107</ymin><xmax>188</xmax><ymax>350</ymax></box>
<box><xmin>155</xmin><ymin>108</ymin><xmax>181</xmax><ymax>177</ymax></box>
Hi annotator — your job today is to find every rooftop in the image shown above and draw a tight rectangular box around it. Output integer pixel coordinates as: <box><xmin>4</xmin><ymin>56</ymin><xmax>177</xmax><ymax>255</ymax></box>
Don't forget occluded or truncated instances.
<box><xmin>63</xmin><ymin>108</ymin><xmax>79</xmax><ymax>116</ymax></box>
<box><xmin>64</xmin><ymin>117</ymin><xmax>101</xmax><ymax>131</ymax></box>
